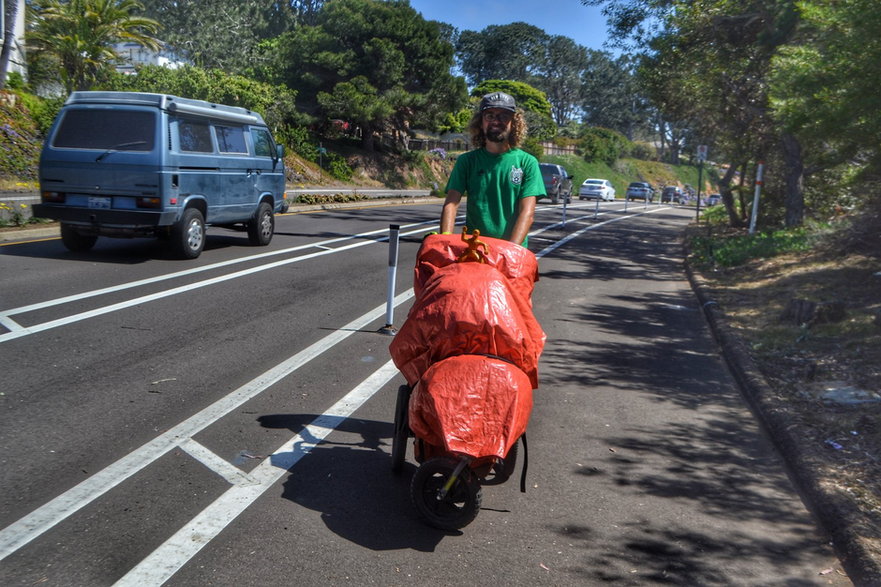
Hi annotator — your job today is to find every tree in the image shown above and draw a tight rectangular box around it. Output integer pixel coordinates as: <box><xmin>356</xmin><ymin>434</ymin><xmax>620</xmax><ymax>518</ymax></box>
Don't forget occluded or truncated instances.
<box><xmin>27</xmin><ymin>0</ymin><xmax>161</xmax><ymax>93</ymax></box>
<box><xmin>455</xmin><ymin>22</ymin><xmax>547</xmax><ymax>86</ymax></box>
<box><xmin>771</xmin><ymin>0</ymin><xmax>881</xmax><ymax>180</ymax></box>
<box><xmin>584</xmin><ymin>0</ymin><xmax>808</xmax><ymax>228</ymax></box>
<box><xmin>530</xmin><ymin>35</ymin><xmax>589</xmax><ymax>126</ymax></box>
<box><xmin>260</xmin><ymin>0</ymin><xmax>467</xmax><ymax>151</ymax></box>
<box><xmin>580</xmin><ymin>53</ymin><xmax>650</xmax><ymax>139</ymax></box>
<box><xmin>0</xmin><ymin>0</ymin><xmax>21</xmax><ymax>90</ymax></box>
<box><xmin>137</xmin><ymin>0</ymin><xmax>292</xmax><ymax>73</ymax></box>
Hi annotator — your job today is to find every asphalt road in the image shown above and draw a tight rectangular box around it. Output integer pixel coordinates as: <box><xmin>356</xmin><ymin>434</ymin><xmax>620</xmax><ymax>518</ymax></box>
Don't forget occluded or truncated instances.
<box><xmin>0</xmin><ymin>200</ymin><xmax>850</xmax><ymax>585</ymax></box>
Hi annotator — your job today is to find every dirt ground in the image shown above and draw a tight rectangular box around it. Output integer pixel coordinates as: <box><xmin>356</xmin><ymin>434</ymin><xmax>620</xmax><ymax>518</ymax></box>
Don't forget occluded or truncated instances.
<box><xmin>685</xmin><ymin>225</ymin><xmax>881</xmax><ymax>582</ymax></box>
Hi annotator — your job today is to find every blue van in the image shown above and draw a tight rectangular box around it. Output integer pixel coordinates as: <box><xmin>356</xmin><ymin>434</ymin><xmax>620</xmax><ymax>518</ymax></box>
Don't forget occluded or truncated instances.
<box><xmin>33</xmin><ymin>91</ymin><xmax>286</xmax><ymax>259</ymax></box>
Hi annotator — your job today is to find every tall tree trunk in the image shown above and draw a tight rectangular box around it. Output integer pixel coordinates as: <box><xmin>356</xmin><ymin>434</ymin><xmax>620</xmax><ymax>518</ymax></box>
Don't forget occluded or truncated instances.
<box><xmin>718</xmin><ymin>162</ymin><xmax>746</xmax><ymax>228</ymax></box>
<box><xmin>782</xmin><ymin>132</ymin><xmax>805</xmax><ymax>227</ymax></box>
<box><xmin>0</xmin><ymin>0</ymin><xmax>20</xmax><ymax>90</ymax></box>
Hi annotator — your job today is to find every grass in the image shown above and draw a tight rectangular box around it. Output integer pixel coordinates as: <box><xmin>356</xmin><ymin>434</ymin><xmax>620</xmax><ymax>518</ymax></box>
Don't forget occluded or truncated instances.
<box><xmin>541</xmin><ymin>154</ymin><xmax>716</xmax><ymax>198</ymax></box>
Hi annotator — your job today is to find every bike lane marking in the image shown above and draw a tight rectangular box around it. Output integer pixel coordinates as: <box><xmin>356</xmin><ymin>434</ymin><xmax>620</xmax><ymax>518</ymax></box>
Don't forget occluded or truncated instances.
<box><xmin>114</xmin><ymin>360</ymin><xmax>401</xmax><ymax>586</ymax></box>
<box><xmin>0</xmin><ymin>292</ymin><xmax>413</xmax><ymax>560</ymax></box>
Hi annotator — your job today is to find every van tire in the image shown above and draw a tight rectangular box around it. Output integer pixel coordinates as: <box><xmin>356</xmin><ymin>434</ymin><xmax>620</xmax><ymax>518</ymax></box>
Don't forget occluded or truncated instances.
<box><xmin>171</xmin><ymin>208</ymin><xmax>205</xmax><ymax>259</ymax></box>
<box><xmin>247</xmin><ymin>202</ymin><xmax>274</xmax><ymax>246</ymax></box>
<box><xmin>60</xmin><ymin>223</ymin><xmax>98</xmax><ymax>252</ymax></box>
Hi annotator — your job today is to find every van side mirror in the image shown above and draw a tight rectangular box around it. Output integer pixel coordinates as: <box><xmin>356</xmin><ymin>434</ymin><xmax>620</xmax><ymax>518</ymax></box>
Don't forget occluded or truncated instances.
<box><xmin>276</xmin><ymin>144</ymin><xmax>285</xmax><ymax>160</ymax></box>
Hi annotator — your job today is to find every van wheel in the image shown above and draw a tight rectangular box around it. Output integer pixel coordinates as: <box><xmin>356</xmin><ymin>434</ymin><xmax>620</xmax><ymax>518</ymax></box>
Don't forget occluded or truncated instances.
<box><xmin>60</xmin><ymin>223</ymin><xmax>97</xmax><ymax>252</ymax></box>
<box><xmin>247</xmin><ymin>202</ymin><xmax>274</xmax><ymax>246</ymax></box>
<box><xmin>171</xmin><ymin>208</ymin><xmax>205</xmax><ymax>259</ymax></box>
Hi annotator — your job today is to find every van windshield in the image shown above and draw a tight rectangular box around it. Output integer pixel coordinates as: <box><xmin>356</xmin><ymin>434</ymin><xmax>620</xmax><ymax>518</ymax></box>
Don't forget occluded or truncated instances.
<box><xmin>52</xmin><ymin>109</ymin><xmax>155</xmax><ymax>151</ymax></box>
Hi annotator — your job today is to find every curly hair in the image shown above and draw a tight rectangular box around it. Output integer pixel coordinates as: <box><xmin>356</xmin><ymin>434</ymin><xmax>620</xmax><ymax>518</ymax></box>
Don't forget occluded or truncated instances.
<box><xmin>468</xmin><ymin>110</ymin><xmax>528</xmax><ymax>149</ymax></box>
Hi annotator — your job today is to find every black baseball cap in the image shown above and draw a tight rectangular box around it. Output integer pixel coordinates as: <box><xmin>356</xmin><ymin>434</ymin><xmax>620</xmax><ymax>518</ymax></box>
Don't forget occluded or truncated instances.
<box><xmin>479</xmin><ymin>92</ymin><xmax>516</xmax><ymax>113</ymax></box>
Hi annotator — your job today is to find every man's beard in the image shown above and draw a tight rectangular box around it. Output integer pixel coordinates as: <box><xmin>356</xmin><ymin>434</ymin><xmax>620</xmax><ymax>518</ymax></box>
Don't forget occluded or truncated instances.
<box><xmin>485</xmin><ymin>126</ymin><xmax>508</xmax><ymax>143</ymax></box>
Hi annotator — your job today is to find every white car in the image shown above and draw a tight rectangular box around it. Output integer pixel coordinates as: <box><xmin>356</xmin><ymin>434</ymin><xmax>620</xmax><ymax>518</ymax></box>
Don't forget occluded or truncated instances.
<box><xmin>579</xmin><ymin>178</ymin><xmax>616</xmax><ymax>201</ymax></box>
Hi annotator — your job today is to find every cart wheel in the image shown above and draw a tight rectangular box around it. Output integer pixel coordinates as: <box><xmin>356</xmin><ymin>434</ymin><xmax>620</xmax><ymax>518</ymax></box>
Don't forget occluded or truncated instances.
<box><xmin>391</xmin><ymin>385</ymin><xmax>411</xmax><ymax>473</ymax></box>
<box><xmin>410</xmin><ymin>457</ymin><xmax>482</xmax><ymax>530</ymax></box>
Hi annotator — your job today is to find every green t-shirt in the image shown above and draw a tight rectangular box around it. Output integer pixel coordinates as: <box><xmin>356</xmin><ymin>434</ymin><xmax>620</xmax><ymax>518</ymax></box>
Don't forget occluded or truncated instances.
<box><xmin>445</xmin><ymin>148</ymin><xmax>546</xmax><ymax>245</ymax></box>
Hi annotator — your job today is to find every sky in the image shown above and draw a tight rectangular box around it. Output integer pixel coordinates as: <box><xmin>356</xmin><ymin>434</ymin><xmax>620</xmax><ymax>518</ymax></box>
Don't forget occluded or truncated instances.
<box><xmin>407</xmin><ymin>0</ymin><xmax>615</xmax><ymax>54</ymax></box>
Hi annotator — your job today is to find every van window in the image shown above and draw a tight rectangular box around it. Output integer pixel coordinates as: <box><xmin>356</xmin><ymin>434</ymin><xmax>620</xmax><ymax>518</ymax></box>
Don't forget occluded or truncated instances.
<box><xmin>179</xmin><ymin>119</ymin><xmax>213</xmax><ymax>153</ymax></box>
<box><xmin>251</xmin><ymin>128</ymin><xmax>273</xmax><ymax>157</ymax></box>
<box><xmin>52</xmin><ymin>109</ymin><xmax>155</xmax><ymax>150</ymax></box>
<box><xmin>215</xmin><ymin>125</ymin><xmax>247</xmax><ymax>154</ymax></box>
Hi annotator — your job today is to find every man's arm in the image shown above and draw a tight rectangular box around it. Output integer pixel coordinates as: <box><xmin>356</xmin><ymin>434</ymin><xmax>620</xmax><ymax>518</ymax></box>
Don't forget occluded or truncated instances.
<box><xmin>508</xmin><ymin>196</ymin><xmax>536</xmax><ymax>245</ymax></box>
<box><xmin>440</xmin><ymin>189</ymin><xmax>463</xmax><ymax>233</ymax></box>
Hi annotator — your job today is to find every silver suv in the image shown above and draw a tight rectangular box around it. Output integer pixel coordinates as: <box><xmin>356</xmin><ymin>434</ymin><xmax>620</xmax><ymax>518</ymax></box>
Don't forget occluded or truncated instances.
<box><xmin>539</xmin><ymin>163</ymin><xmax>573</xmax><ymax>204</ymax></box>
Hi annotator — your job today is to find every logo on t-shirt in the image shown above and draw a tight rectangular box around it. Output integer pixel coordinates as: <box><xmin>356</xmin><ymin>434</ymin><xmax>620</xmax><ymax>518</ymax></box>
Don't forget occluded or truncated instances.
<box><xmin>510</xmin><ymin>165</ymin><xmax>523</xmax><ymax>185</ymax></box>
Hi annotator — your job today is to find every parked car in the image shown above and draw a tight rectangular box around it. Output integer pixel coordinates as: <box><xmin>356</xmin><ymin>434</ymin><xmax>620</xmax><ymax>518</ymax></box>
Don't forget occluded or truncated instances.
<box><xmin>625</xmin><ymin>181</ymin><xmax>654</xmax><ymax>202</ymax></box>
<box><xmin>661</xmin><ymin>186</ymin><xmax>684</xmax><ymax>203</ymax></box>
<box><xmin>539</xmin><ymin>163</ymin><xmax>573</xmax><ymax>204</ymax></box>
<box><xmin>706</xmin><ymin>193</ymin><xmax>722</xmax><ymax>206</ymax></box>
<box><xmin>579</xmin><ymin>178</ymin><xmax>616</xmax><ymax>201</ymax></box>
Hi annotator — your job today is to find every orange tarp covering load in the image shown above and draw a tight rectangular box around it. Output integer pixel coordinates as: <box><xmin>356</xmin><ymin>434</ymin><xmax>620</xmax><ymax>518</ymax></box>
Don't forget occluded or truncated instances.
<box><xmin>389</xmin><ymin>233</ymin><xmax>545</xmax><ymax>460</ymax></box>
<box><xmin>409</xmin><ymin>355</ymin><xmax>533</xmax><ymax>459</ymax></box>
<box><xmin>390</xmin><ymin>234</ymin><xmax>545</xmax><ymax>389</ymax></box>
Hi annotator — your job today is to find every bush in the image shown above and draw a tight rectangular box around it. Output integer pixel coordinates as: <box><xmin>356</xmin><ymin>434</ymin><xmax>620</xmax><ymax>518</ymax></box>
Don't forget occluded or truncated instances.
<box><xmin>0</xmin><ymin>94</ymin><xmax>42</xmax><ymax>180</ymax></box>
<box><xmin>690</xmin><ymin>227</ymin><xmax>814</xmax><ymax>268</ymax></box>
<box><xmin>580</xmin><ymin>127</ymin><xmax>631</xmax><ymax>166</ymax></box>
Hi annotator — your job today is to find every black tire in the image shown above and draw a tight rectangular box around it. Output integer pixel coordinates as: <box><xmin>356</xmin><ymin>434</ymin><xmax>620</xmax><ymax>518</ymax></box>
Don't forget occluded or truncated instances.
<box><xmin>170</xmin><ymin>208</ymin><xmax>205</xmax><ymax>259</ymax></box>
<box><xmin>247</xmin><ymin>202</ymin><xmax>274</xmax><ymax>246</ymax></box>
<box><xmin>410</xmin><ymin>457</ymin><xmax>482</xmax><ymax>531</ymax></box>
<box><xmin>550</xmin><ymin>188</ymin><xmax>560</xmax><ymax>205</ymax></box>
<box><xmin>391</xmin><ymin>384</ymin><xmax>411</xmax><ymax>473</ymax></box>
<box><xmin>60</xmin><ymin>223</ymin><xmax>97</xmax><ymax>252</ymax></box>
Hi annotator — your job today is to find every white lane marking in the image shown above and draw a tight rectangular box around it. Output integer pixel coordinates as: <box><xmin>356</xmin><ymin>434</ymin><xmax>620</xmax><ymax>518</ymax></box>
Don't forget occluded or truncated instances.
<box><xmin>114</xmin><ymin>360</ymin><xmax>401</xmax><ymax>586</ymax></box>
<box><xmin>0</xmin><ymin>315</ymin><xmax>23</xmax><ymax>331</ymax></box>
<box><xmin>0</xmin><ymin>291</ymin><xmax>414</xmax><ymax>560</ymax></box>
<box><xmin>178</xmin><ymin>439</ymin><xmax>258</xmax><ymax>487</ymax></box>
<box><xmin>1</xmin><ymin>219</ymin><xmax>436</xmax><ymax>318</ymax></box>
<box><xmin>0</xmin><ymin>226</ymin><xmax>431</xmax><ymax>344</ymax></box>
<box><xmin>533</xmin><ymin>206</ymin><xmax>670</xmax><ymax>258</ymax></box>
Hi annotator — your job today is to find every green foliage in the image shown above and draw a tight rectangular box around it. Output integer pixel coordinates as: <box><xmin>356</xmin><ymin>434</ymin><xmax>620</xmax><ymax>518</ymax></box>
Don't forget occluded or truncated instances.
<box><xmin>456</xmin><ymin>22</ymin><xmax>547</xmax><ymax>86</ymax></box>
<box><xmin>27</xmin><ymin>0</ymin><xmax>161</xmax><ymax>93</ymax></box>
<box><xmin>107</xmin><ymin>65</ymin><xmax>303</xmax><ymax>130</ymax></box>
<box><xmin>294</xmin><ymin>192</ymin><xmax>366</xmax><ymax>205</ymax></box>
<box><xmin>0</xmin><ymin>95</ymin><xmax>43</xmax><ymax>180</ymax></box>
<box><xmin>262</xmin><ymin>0</ymin><xmax>466</xmax><ymax>148</ymax></box>
<box><xmin>770</xmin><ymin>0</ymin><xmax>881</xmax><ymax>179</ymax></box>
<box><xmin>137</xmin><ymin>0</ymin><xmax>293</xmax><ymax>73</ymax></box>
<box><xmin>690</xmin><ymin>227</ymin><xmax>814</xmax><ymax>268</ymax></box>
<box><xmin>579</xmin><ymin>127</ymin><xmax>631</xmax><ymax>166</ymax></box>
<box><xmin>17</xmin><ymin>93</ymin><xmax>65</xmax><ymax>136</ymax></box>
<box><xmin>324</xmin><ymin>151</ymin><xmax>353</xmax><ymax>181</ymax></box>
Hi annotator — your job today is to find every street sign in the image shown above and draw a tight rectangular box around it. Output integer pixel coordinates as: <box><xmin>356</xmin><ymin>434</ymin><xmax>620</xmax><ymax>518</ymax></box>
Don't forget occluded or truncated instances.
<box><xmin>697</xmin><ymin>145</ymin><xmax>708</xmax><ymax>162</ymax></box>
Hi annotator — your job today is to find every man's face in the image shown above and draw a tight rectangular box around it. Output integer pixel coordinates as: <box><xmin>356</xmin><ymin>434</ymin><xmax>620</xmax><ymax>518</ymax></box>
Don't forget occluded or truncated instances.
<box><xmin>482</xmin><ymin>108</ymin><xmax>513</xmax><ymax>143</ymax></box>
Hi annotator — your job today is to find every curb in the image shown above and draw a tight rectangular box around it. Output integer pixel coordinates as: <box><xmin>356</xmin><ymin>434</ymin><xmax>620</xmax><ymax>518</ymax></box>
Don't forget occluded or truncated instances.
<box><xmin>0</xmin><ymin>196</ymin><xmax>442</xmax><ymax>244</ymax></box>
<box><xmin>684</xmin><ymin>259</ymin><xmax>881</xmax><ymax>585</ymax></box>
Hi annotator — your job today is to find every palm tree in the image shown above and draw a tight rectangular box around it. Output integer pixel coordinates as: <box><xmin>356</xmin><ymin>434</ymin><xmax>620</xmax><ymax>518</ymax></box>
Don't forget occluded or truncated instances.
<box><xmin>27</xmin><ymin>0</ymin><xmax>161</xmax><ymax>93</ymax></box>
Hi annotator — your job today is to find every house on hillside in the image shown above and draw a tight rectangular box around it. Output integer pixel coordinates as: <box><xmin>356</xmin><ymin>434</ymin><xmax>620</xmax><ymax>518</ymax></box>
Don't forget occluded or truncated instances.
<box><xmin>112</xmin><ymin>42</ymin><xmax>187</xmax><ymax>74</ymax></box>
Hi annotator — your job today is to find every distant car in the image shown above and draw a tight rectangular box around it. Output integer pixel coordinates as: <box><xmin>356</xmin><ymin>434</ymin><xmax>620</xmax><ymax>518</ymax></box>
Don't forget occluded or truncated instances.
<box><xmin>661</xmin><ymin>186</ymin><xmax>683</xmax><ymax>203</ymax></box>
<box><xmin>706</xmin><ymin>193</ymin><xmax>722</xmax><ymax>206</ymax></box>
<box><xmin>539</xmin><ymin>163</ymin><xmax>573</xmax><ymax>204</ymax></box>
<box><xmin>626</xmin><ymin>181</ymin><xmax>654</xmax><ymax>202</ymax></box>
<box><xmin>579</xmin><ymin>178</ymin><xmax>616</xmax><ymax>201</ymax></box>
